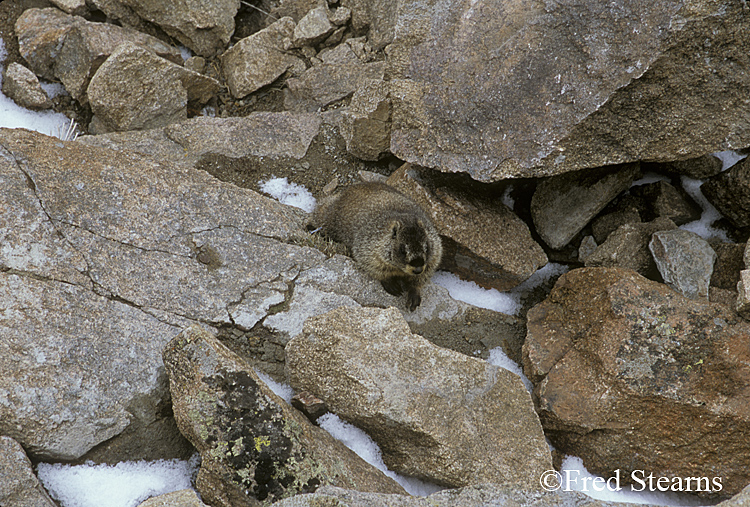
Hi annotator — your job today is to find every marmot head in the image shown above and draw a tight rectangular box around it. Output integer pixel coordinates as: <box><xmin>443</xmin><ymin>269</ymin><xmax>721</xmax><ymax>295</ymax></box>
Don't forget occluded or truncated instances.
<box><xmin>388</xmin><ymin>219</ymin><xmax>431</xmax><ymax>276</ymax></box>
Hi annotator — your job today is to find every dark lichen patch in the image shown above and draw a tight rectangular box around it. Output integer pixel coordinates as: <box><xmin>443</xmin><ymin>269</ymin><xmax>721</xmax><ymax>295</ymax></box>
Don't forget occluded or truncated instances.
<box><xmin>201</xmin><ymin>369</ymin><xmax>313</xmax><ymax>503</ymax></box>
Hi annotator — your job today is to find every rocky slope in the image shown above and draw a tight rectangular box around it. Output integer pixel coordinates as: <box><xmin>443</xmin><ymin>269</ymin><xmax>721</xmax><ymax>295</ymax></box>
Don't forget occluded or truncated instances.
<box><xmin>1</xmin><ymin>0</ymin><xmax>750</xmax><ymax>506</ymax></box>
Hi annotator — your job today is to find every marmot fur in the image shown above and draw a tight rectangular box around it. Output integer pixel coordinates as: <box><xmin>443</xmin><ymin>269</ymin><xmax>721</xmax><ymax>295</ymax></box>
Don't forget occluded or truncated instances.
<box><xmin>310</xmin><ymin>182</ymin><xmax>442</xmax><ymax>311</ymax></box>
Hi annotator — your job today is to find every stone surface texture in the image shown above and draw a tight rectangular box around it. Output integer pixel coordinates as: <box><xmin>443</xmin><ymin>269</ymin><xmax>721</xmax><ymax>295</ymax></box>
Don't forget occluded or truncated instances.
<box><xmin>524</xmin><ymin>267</ymin><xmax>750</xmax><ymax>496</ymax></box>
<box><xmin>701</xmin><ymin>156</ymin><xmax>750</xmax><ymax>229</ymax></box>
<box><xmin>0</xmin><ymin>436</ymin><xmax>57</xmax><ymax>507</ymax></box>
<box><xmin>163</xmin><ymin>325</ymin><xmax>406</xmax><ymax>507</ymax></box>
<box><xmin>286</xmin><ymin>306</ymin><xmax>552</xmax><ymax>489</ymax></box>
<box><xmin>387</xmin><ymin>0</ymin><xmax>750</xmax><ymax>181</ymax></box>
<box><xmin>1</xmin><ymin>62</ymin><xmax>52</xmax><ymax>109</ymax></box>
<box><xmin>649</xmin><ymin>229</ymin><xmax>717</xmax><ymax>299</ymax></box>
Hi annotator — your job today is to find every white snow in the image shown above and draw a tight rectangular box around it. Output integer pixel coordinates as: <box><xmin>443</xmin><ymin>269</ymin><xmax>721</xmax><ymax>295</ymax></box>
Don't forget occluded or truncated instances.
<box><xmin>259</xmin><ymin>176</ymin><xmax>317</xmax><ymax>213</ymax></box>
<box><xmin>487</xmin><ymin>347</ymin><xmax>534</xmax><ymax>393</ymax></box>
<box><xmin>254</xmin><ymin>368</ymin><xmax>295</xmax><ymax>404</ymax></box>
<box><xmin>317</xmin><ymin>413</ymin><xmax>443</xmax><ymax>496</ymax></box>
<box><xmin>678</xmin><ymin>176</ymin><xmax>730</xmax><ymax>242</ymax></box>
<box><xmin>37</xmin><ymin>456</ymin><xmax>199</xmax><ymax>507</ymax></box>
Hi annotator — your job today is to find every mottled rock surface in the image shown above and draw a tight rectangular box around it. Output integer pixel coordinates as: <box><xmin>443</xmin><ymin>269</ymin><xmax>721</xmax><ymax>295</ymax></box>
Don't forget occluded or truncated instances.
<box><xmin>0</xmin><ymin>436</ymin><xmax>56</xmax><ymax>507</ymax></box>
<box><xmin>387</xmin><ymin>0</ymin><xmax>750</xmax><ymax>181</ymax></box>
<box><xmin>524</xmin><ymin>267</ymin><xmax>750</xmax><ymax>496</ymax></box>
<box><xmin>163</xmin><ymin>325</ymin><xmax>406</xmax><ymax>507</ymax></box>
<box><xmin>1</xmin><ymin>62</ymin><xmax>51</xmax><ymax>109</ymax></box>
<box><xmin>87</xmin><ymin>42</ymin><xmax>220</xmax><ymax>133</ymax></box>
<box><xmin>649</xmin><ymin>229</ymin><xmax>717</xmax><ymax>299</ymax></box>
<box><xmin>286</xmin><ymin>306</ymin><xmax>551</xmax><ymax>489</ymax></box>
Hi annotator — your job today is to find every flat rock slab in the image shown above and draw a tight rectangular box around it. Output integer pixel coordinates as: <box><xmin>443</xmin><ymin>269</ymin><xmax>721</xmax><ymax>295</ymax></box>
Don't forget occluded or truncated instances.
<box><xmin>0</xmin><ymin>127</ymin><xmax>321</xmax><ymax>460</ymax></box>
<box><xmin>524</xmin><ymin>267</ymin><xmax>750</xmax><ymax>496</ymax></box>
<box><xmin>387</xmin><ymin>0</ymin><xmax>750</xmax><ymax>181</ymax></box>
<box><xmin>286</xmin><ymin>306</ymin><xmax>551</xmax><ymax>489</ymax></box>
<box><xmin>163</xmin><ymin>325</ymin><xmax>406</xmax><ymax>506</ymax></box>
<box><xmin>649</xmin><ymin>229</ymin><xmax>717</xmax><ymax>299</ymax></box>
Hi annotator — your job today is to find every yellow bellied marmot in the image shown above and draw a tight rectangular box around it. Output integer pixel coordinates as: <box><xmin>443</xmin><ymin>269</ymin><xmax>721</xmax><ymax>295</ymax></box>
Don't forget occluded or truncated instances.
<box><xmin>310</xmin><ymin>182</ymin><xmax>442</xmax><ymax>311</ymax></box>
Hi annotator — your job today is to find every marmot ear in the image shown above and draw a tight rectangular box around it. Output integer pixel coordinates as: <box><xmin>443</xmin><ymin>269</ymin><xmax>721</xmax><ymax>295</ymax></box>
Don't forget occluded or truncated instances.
<box><xmin>390</xmin><ymin>220</ymin><xmax>402</xmax><ymax>237</ymax></box>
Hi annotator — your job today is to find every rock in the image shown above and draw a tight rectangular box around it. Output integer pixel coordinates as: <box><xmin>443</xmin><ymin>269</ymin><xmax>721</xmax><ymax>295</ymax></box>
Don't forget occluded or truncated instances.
<box><xmin>220</xmin><ymin>17</ymin><xmax>305</xmax><ymax>99</ymax></box>
<box><xmin>264</xmin><ymin>253</ymin><xmax>526</xmax><ymax>362</ymax></box>
<box><xmin>649</xmin><ymin>229</ymin><xmax>717</xmax><ymax>299</ymax></box>
<box><xmin>0</xmin><ymin>127</ymin><xmax>321</xmax><ymax>461</ymax></box>
<box><xmin>329</xmin><ymin>7</ymin><xmax>351</xmax><ymax>26</ymax></box>
<box><xmin>388</xmin><ymin>0</ymin><xmax>750</xmax><ymax>182</ymax></box>
<box><xmin>340</xmin><ymin>0</ymin><xmax>396</xmax><ymax>50</ymax></box>
<box><xmin>271</xmin><ymin>0</ymin><xmax>326</xmax><ymax>23</ymax></box>
<box><xmin>284</xmin><ymin>47</ymin><xmax>385</xmax><ymax>112</ymax></box>
<box><xmin>339</xmin><ymin>78</ymin><xmax>391</xmax><ymax>161</ymax></box>
<box><xmin>523</xmin><ymin>267</ymin><xmax>750</xmax><ymax>497</ymax></box>
<box><xmin>292</xmin><ymin>6</ymin><xmax>335</xmax><ymax>47</ymax></box>
<box><xmin>271</xmin><ymin>483</ymin><xmax>652</xmax><ymax>507</ymax></box>
<box><xmin>701</xmin><ymin>156</ymin><xmax>750</xmax><ymax>229</ymax></box>
<box><xmin>630</xmin><ymin>180</ymin><xmax>701</xmax><ymax>225</ymax></box>
<box><xmin>1</xmin><ymin>62</ymin><xmax>52</xmax><ymax>109</ymax></box>
<box><xmin>738</xmin><ymin>270</ymin><xmax>750</xmax><ymax>319</ymax></box>
<box><xmin>646</xmin><ymin>154</ymin><xmax>724</xmax><ymax>179</ymax></box>
<box><xmin>49</xmin><ymin>0</ymin><xmax>87</xmax><ymax>16</ymax></box>
<box><xmin>137</xmin><ymin>489</ymin><xmax>209</xmax><ymax>507</ymax></box>
<box><xmin>711</xmin><ymin>242</ymin><xmax>746</xmax><ymax>290</ymax></box>
<box><xmin>163</xmin><ymin>325</ymin><xmax>406</xmax><ymax>507</ymax></box>
<box><xmin>286</xmin><ymin>306</ymin><xmax>552</xmax><ymax>489</ymax></box>
<box><xmin>746</xmin><ymin>242</ymin><xmax>750</xmax><ymax>268</ymax></box>
<box><xmin>577</xmin><ymin>235</ymin><xmax>597</xmax><ymax>263</ymax></box>
<box><xmin>531</xmin><ymin>164</ymin><xmax>640</xmax><ymax>250</ymax></box>
<box><xmin>584</xmin><ymin>217</ymin><xmax>677</xmax><ymax>276</ymax></box>
<box><xmin>118</xmin><ymin>0</ymin><xmax>240</xmax><ymax>57</ymax></box>
<box><xmin>15</xmin><ymin>7</ymin><xmax>181</xmax><ymax>103</ymax></box>
<box><xmin>291</xmin><ymin>392</ymin><xmax>328</xmax><ymax>422</ymax></box>
<box><xmin>87</xmin><ymin>42</ymin><xmax>221</xmax><ymax>133</ymax></box>
<box><xmin>388</xmin><ymin>164</ymin><xmax>548</xmax><ymax>291</ymax></box>
<box><xmin>0</xmin><ymin>436</ymin><xmax>57</xmax><ymax>507</ymax></box>
<box><xmin>590</xmin><ymin>207</ymin><xmax>642</xmax><ymax>244</ymax></box>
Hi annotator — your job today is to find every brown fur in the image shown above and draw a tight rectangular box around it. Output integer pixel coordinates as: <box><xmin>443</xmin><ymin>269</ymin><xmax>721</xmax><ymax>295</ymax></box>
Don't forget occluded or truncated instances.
<box><xmin>309</xmin><ymin>182</ymin><xmax>442</xmax><ymax>311</ymax></box>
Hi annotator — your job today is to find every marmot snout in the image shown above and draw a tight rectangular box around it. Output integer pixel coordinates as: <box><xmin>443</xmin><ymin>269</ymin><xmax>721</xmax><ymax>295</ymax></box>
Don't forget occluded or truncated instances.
<box><xmin>309</xmin><ymin>182</ymin><xmax>442</xmax><ymax>311</ymax></box>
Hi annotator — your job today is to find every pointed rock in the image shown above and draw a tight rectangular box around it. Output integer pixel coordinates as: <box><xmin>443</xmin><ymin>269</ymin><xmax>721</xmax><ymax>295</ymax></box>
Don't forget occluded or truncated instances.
<box><xmin>649</xmin><ymin>229</ymin><xmax>717</xmax><ymax>299</ymax></box>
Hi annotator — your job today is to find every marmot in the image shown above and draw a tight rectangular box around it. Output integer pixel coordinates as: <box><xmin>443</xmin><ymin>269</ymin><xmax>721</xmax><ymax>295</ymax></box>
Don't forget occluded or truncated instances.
<box><xmin>310</xmin><ymin>182</ymin><xmax>442</xmax><ymax>311</ymax></box>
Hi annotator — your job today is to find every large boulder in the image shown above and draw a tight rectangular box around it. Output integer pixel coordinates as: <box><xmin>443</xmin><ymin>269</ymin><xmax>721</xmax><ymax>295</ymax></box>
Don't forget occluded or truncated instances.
<box><xmin>286</xmin><ymin>306</ymin><xmax>552</xmax><ymax>489</ymax></box>
<box><xmin>87</xmin><ymin>42</ymin><xmax>221</xmax><ymax>133</ymax></box>
<box><xmin>0</xmin><ymin>127</ymin><xmax>318</xmax><ymax>461</ymax></box>
<box><xmin>386</xmin><ymin>0</ymin><xmax>750</xmax><ymax>181</ymax></box>
<box><xmin>163</xmin><ymin>325</ymin><xmax>406</xmax><ymax>507</ymax></box>
<box><xmin>523</xmin><ymin>267</ymin><xmax>750</xmax><ymax>497</ymax></box>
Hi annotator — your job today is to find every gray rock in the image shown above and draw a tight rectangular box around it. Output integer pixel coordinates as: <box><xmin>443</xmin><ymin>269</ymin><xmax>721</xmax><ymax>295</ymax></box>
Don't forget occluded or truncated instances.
<box><xmin>585</xmin><ymin>217</ymin><xmax>677</xmax><ymax>276</ymax></box>
<box><xmin>163</xmin><ymin>325</ymin><xmax>406</xmax><ymax>507</ymax></box>
<box><xmin>737</xmin><ymin>270</ymin><xmax>750</xmax><ymax>319</ymax></box>
<box><xmin>286</xmin><ymin>306</ymin><xmax>552</xmax><ymax>489</ymax></box>
<box><xmin>387</xmin><ymin>0</ymin><xmax>750</xmax><ymax>182</ymax></box>
<box><xmin>284</xmin><ymin>51</ymin><xmax>385</xmax><ymax>112</ymax></box>
<box><xmin>137</xmin><ymin>490</ymin><xmax>208</xmax><ymax>507</ymax></box>
<box><xmin>578</xmin><ymin>235</ymin><xmax>597</xmax><ymax>263</ymax></box>
<box><xmin>388</xmin><ymin>164</ymin><xmax>548</xmax><ymax>291</ymax></box>
<box><xmin>340</xmin><ymin>0</ymin><xmax>396</xmax><ymax>50</ymax></box>
<box><xmin>701</xmin><ymin>156</ymin><xmax>750</xmax><ymax>229</ymax></box>
<box><xmin>745</xmin><ymin>242</ymin><xmax>750</xmax><ymax>268</ymax></box>
<box><xmin>0</xmin><ymin>436</ymin><xmax>57</xmax><ymax>507</ymax></box>
<box><xmin>591</xmin><ymin>208</ymin><xmax>642</xmax><ymax>244</ymax></box>
<box><xmin>271</xmin><ymin>483</ymin><xmax>661</xmax><ymax>507</ymax></box>
<box><xmin>1</xmin><ymin>62</ymin><xmax>52</xmax><ymax>109</ymax></box>
<box><xmin>87</xmin><ymin>42</ymin><xmax>221</xmax><ymax>133</ymax></box>
<box><xmin>292</xmin><ymin>6</ymin><xmax>335</xmax><ymax>47</ymax></box>
<box><xmin>221</xmin><ymin>17</ymin><xmax>305</xmax><ymax>99</ymax></box>
<box><xmin>50</xmin><ymin>0</ymin><xmax>87</xmax><ymax>15</ymax></box>
<box><xmin>0</xmin><ymin>127</ymin><xmax>319</xmax><ymax>461</ymax></box>
<box><xmin>271</xmin><ymin>0</ymin><xmax>326</xmax><ymax>23</ymax></box>
<box><xmin>524</xmin><ymin>267</ymin><xmax>750</xmax><ymax>497</ymax></box>
<box><xmin>119</xmin><ymin>0</ymin><xmax>240</xmax><ymax>57</ymax></box>
<box><xmin>339</xmin><ymin>79</ymin><xmax>392</xmax><ymax>161</ymax></box>
<box><xmin>650</xmin><ymin>154</ymin><xmax>724</xmax><ymax>179</ymax></box>
<box><xmin>649</xmin><ymin>229</ymin><xmax>717</xmax><ymax>299</ymax></box>
<box><xmin>531</xmin><ymin>164</ymin><xmax>640</xmax><ymax>250</ymax></box>
<box><xmin>15</xmin><ymin>7</ymin><xmax>181</xmax><ymax>103</ymax></box>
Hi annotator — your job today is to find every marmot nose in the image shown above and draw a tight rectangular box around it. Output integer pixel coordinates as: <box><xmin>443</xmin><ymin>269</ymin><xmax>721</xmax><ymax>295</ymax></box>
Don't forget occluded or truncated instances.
<box><xmin>412</xmin><ymin>265</ymin><xmax>424</xmax><ymax>274</ymax></box>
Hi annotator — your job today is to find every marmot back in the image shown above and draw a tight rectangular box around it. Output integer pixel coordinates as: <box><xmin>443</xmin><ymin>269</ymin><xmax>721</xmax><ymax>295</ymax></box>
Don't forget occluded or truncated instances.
<box><xmin>310</xmin><ymin>182</ymin><xmax>442</xmax><ymax>311</ymax></box>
